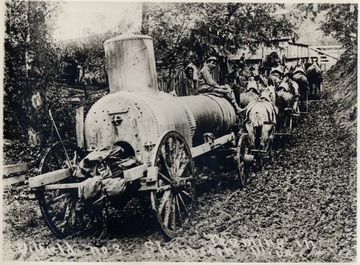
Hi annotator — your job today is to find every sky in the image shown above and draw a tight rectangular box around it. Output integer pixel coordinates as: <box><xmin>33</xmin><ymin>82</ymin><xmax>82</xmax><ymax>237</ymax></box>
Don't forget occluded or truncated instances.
<box><xmin>53</xmin><ymin>1</ymin><xmax>142</xmax><ymax>41</ymax></box>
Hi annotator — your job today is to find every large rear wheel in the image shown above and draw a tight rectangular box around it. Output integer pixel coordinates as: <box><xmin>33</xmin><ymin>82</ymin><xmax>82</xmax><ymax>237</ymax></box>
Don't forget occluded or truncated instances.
<box><xmin>150</xmin><ymin>131</ymin><xmax>196</xmax><ymax>239</ymax></box>
<box><xmin>37</xmin><ymin>142</ymin><xmax>103</xmax><ymax>239</ymax></box>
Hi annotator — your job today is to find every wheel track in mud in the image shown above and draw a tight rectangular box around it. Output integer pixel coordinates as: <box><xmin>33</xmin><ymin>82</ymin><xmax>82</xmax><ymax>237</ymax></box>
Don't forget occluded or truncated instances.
<box><xmin>3</xmin><ymin>100</ymin><xmax>356</xmax><ymax>262</ymax></box>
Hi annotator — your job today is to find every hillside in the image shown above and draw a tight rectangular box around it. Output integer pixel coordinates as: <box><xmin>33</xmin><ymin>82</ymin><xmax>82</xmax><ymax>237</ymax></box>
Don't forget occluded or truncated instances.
<box><xmin>322</xmin><ymin>51</ymin><xmax>357</xmax><ymax>156</ymax></box>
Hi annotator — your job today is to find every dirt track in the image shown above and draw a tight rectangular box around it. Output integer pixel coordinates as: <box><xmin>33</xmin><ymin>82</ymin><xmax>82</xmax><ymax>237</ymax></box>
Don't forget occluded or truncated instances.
<box><xmin>2</xmin><ymin>98</ymin><xmax>357</xmax><ymax>262</ymax></box>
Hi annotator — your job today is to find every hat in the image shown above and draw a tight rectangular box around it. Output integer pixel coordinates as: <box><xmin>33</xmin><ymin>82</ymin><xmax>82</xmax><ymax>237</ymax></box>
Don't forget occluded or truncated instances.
<box><xmin>206</xmin><ymin>56</ymin><xmax>218</xmax><ymax>63</ymax></box>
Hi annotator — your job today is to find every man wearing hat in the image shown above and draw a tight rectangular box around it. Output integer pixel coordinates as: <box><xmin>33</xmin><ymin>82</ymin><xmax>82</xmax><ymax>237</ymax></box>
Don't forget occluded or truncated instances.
<box><xmin>198</xmin><ymin>56</ymin><xmax>243</xmax><ymax>115</ymax></box>
<box><xmin>198</xmin><ymin>56</ymin><xmax>220</xmax><ymax>92</ymax></box>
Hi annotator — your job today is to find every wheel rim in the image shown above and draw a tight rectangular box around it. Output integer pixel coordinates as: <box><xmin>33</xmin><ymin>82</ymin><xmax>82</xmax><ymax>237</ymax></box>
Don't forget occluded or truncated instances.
<box><xmin>37</xmin><ymin>142</ymin><xmax>101</xmax><ymax>239</ymax></box>
<box><xmin>237</xmin><ymin>135</ymin><xmax>252</xmax><ymax>188</ymax></box>
<box><xmin>150</xmin><ymin>131</ymin><xmax>195</xmax><ymax>239</ymax></box>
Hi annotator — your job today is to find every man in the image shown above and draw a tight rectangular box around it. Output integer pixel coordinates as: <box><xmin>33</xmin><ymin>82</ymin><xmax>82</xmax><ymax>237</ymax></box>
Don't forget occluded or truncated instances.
<box><xmin>184</xmin><ymin>62</ymin><xmax>198</xmax><ymax>95</ymax></box>
<box><xmin>198</xmin><ymin>57</ymin><xmax>243</xmax><ymax>115</ymax></box>
<box><xmin>281</xmin><ymin>72</ymin><xmax>300</xmax><ymax>114</ymax></box>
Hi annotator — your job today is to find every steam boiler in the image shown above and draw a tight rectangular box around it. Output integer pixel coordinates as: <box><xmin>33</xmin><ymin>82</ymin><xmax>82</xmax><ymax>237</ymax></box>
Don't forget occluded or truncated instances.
<box><xmin>29</xmin><ymin>35</ymin><xmax>253</xmax><ymax>239</ymax></box>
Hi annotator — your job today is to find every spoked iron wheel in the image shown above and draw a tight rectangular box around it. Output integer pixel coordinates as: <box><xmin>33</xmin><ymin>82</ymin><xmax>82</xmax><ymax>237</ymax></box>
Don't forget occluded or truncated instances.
<box><xmin>37</xmin><ymin>142</ymin><xmax>103</xmax><ymax>239</ymax></box>
<box><xmin>236</xmin><ymin>134</ymin><xmax>253</xmax><ymax>188</ymax></box>
<box><xmin>150</xmin><ymin>131</ymin><xmax>196</xmax><ymax>239</ymax></box>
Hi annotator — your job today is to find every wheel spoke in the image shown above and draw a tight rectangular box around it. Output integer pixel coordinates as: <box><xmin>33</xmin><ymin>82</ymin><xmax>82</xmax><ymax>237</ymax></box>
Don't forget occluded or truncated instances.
<box><xmin>179</xmin><ymin>189</ymin><xmax>192</xmax><ymax>200</ymax></box>
<box><xmin>176</xmin><ymin>159</ymin><xmax>190</xmax><ymax>178</ymax></box>
<box><xmin>160</xmin><ymin>148</ymin><xmax>173</xmax><ymax>178</ymax></box>
<box><xmin>177</xmin><ymin>193</ymin><xmax>190</xmax><ymax>216</ymax></box>
<box><xmin>175</xmin><ymin>194</ymin><xmax>183</xmax><ymax>221</ymax></box>
<box><xmin>171</xmin><ymin>194</ymin><xmax>176</xmax><ymax>230</ymax></box>
<box><xmin>163</xmin><ymin>192</ymin><xmax>172</xmax><ymax>228</ymax></box>
<box><xmin>47</xmin><ymin>193</ymin><xmax>69</xmax><ymax>206</ymax></box>
<box><xmin>158</xmin><ymin>184</ymin><xmax>171</xmax><ymax>192</ymax></box>
<box><xmin>158</xmin><ymin>190</ymin><xmax>171</xmax><ymax>215</ymax></box>
<box><xmin>158</xmin><ymin>172</ymin><xmax>172</xmax><ymax>184</ymax></box>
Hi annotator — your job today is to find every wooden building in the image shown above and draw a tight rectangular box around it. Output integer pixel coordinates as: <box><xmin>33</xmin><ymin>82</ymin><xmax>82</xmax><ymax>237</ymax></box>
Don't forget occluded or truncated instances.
<box><xmin>229</xmin><ymin>38</ymin><xmax>343</xmax><ymax>71</ymax></box>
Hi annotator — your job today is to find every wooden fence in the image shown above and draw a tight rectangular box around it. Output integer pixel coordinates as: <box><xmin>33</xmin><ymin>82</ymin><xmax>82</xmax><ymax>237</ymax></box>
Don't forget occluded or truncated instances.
<box><xmin>157</xmin><ymin>71</ymin><xmax>197</xmax><ymax>96</ymax></box>
<box><xmin>3</xmin><ymin>162</ymin><xmax>34</xmax><ymax>189</ymax></box>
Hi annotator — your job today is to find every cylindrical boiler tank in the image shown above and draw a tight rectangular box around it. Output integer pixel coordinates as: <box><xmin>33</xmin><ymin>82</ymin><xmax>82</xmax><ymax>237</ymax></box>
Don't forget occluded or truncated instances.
<box><xmin>85</xmin><ymin>91</ymin><xmax>237</xmax><ymax>162</ymax></box>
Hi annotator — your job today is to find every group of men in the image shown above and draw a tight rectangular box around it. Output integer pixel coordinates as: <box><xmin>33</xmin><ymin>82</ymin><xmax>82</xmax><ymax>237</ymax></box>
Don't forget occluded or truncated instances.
<box><xmin>183</xmin><ymin>55</ymin><xmax>319</xmax><ymax>118</ymax></box>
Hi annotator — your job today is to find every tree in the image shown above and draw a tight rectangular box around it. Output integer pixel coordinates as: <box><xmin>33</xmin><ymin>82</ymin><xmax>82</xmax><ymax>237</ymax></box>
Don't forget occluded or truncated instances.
<box><xmin>142</xmin><ymin>3</ymin><xmax>300</xmax><ymax>78</ymax></box>
<box><xmin>141</xmin><ymin>2</ymin><xmax>202</xmax><ymax>78</ymax></box>
<box><xmin>4</xmin><ymin>0</ymin><xmax>63</xmax><ymax>144</ymax></box>
<box><xmin>292</xmin><ymin>3</ymin><xmax>357</xmax><ymax>53</ymax></box>
<box><xmin>319</xmin><ymin>4</ymin><xmax>357</xmax><ymax>54</ymax></box>
<box><xmin>62</xmin><ymin>18</ymin><xmax>136</xmax><ymax>87</ymax></box>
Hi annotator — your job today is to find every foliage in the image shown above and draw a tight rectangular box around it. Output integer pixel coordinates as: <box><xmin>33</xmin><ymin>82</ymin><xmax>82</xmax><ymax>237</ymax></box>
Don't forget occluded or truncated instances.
<box><xmin>294</xmin><ymin>3</ymin><xmax>357</xmax><ymax>53</ymax></box>
<box><xmin>319</xmin><ymin>4</ymin><xmax>358</xmax><ymax>53</ymax></box>
<box><xmin>63</xmin><ymin>18</ymin><xmax>136</xmax><ymax>87</ymax></box>
<box><xmin>143</xmin><ymin>3</ymin><xmax>302</xmax><ymax>77</ymax></box>
<box><xmin>4</xmin><ymin>0</ymin><xmax>63</xmax><ymax>140</ymax></box>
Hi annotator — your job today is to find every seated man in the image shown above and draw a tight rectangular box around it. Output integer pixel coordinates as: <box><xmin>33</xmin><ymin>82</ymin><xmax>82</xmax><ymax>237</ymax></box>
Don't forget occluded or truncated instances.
<box><xmin>198</xmin><ymin>57</ymin><xmax>243</xmax><ymax>115</ymax></box>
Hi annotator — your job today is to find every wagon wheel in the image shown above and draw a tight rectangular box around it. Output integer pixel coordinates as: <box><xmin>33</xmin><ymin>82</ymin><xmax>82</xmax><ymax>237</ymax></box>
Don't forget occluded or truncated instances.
<box><xmin>284</xmin><ymin>110</ymin><xmax>293</xmax><ymax>134</ymax></box>
<box><xmin>150</xmin><ymin>131</ymin><xmax>196</xmax><ymax>239</ymax></box>
<box><xmin>37</xmin><ymin>142</ymin><xmax>102</xmax><ymax>239</ymax></box>
<box><xmin>301</xmin><ymin>89</ymin><xmax>309</xmax><ymax>113</ymax></box>
<box><xmin>236</xmin><ymin>134</ymin><xmax>253</xmax><ymax>188</ymax></box>
<box><xmin>317</xmin><ymin>82</ymin><xmax>322</xmax><ymax>99</ymax></box>
<box><xmin>265</xmin><ymin>138</ymin><xmax>273</xmax><ymax>164</ymax></box>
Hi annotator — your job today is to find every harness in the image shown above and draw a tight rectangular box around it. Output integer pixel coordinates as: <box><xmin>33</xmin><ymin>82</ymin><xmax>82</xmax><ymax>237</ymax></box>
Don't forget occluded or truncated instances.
<box><xmin>243</xmin><ymin>99</ymin><xmax>276</xmax><ymax>126</ymax></box>
<box><xmin>246</xmin><ymin>80</ymin><xmax>260</xmax><ymax>95</ymax></box>
<box><xmin>270</xmin><ymin>71</ymin><xmax>282</xmax><ymax>78</ymax></box>
<box><xmin>246</xmin><ymin>87</ymin><xmax>260</xmax><ymax>96</ymax></box>
<box><xmin>293</xmin><ymin>68</ymin><xmax>307</xmax><ymax>76</ymax></box>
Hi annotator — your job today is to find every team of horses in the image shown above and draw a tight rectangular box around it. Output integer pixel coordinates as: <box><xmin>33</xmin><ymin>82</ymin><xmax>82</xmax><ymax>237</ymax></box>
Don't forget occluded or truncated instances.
<box><xmin>229</xmin><ymin>55</ymin><xmax>323</xmax><ymax>166</ymax></box>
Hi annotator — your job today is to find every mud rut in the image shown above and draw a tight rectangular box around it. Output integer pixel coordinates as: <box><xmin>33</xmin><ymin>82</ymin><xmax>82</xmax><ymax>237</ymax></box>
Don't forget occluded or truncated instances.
<box><xmin>3</xmin><ymin>99</ymin><xmax>356</xmax><ymax>262</ymax></box>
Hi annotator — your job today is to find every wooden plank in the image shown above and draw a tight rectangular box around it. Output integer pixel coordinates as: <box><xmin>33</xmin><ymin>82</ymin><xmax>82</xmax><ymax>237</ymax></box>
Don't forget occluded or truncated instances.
<box><xmin>123</xmin><ymin>164</ymin><xmax>147</xmax><ymax>182</ymax></box>
<box><xmin>191</xmin><ymin>133</ymin><xmax>235</xmax><ymax>158</ymax></box>
<box><xmin>44</xmin><ymin>182</ymin><xmax>82</xmax><ymax>190</ymax></box>
<box><xmin>3</xmin><ymin>163</ymin><xmax>33</xmax><ymax>176</ymax></box>
<box><xmin>28</xmin><ymin>168</ymin><xmax>72</xmax><ymax>188</ymax></box>
<box><xmin>3</xmin><ymin>175</ymin><xmax>26</xmax><ymax>187</ymax></box>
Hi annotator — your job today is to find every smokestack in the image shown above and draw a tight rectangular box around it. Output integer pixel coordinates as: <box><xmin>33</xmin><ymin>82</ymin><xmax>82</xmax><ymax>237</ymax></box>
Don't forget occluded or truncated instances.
<box><xmin>104</xmin><ymin>34</ymin><xmax>158</xmax><ymax>94</ymax></box>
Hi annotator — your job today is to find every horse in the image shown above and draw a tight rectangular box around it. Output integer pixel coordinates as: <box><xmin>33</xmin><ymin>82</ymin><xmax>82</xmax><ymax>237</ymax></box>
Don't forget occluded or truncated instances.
<box><xmin>292</xmin><ymin>63</ymin><xmax>309</xmax><ymax>110</ymax></box>
<box><xmin>306</xmin><ymin>62</ymin><xmax>323</xmax><ymax>99</ymax></box>
<box><xmin>260</xmin><ymin>84</ymin><xmax>278</xmax><ymax>115</ymax></box>
<box><xmin>239</xmin><ymin>78</ymin><xmax>260</xmax><ymax>108</ymax></box>
<box><xmin>275</xmin><ymin>80</ymin><xmax>295</xmax><ymax>131</ymax></box>
<box><xmin>269</xmin><ymin>65</ymin><xmax>284</xmax><ymax>88</ymax></box>
<box><xmin>244</xmin><ymin>98</ymin><xmax>277</xmax><ymax>158</ymax></box>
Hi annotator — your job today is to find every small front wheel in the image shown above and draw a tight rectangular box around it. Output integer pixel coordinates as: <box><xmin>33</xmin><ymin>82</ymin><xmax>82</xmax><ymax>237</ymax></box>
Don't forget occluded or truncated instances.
<box><xmin>236</xmin><ymin>134</ymin><xmax>253</xmax><ymax>188</ymax></box>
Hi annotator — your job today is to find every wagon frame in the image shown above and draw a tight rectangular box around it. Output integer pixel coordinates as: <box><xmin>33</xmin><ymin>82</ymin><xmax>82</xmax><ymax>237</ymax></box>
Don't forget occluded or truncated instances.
<box><xmin>29</xmin><ymin>124</ymin><xmax>250</xmax><ymax>239</ymax></box>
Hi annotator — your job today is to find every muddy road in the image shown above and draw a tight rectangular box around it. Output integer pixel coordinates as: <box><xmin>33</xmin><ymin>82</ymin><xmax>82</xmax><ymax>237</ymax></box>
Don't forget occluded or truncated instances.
<box><xmin>3</xmin><ymin>98</ymin><xmax>356</xmax><ymax>262</ymax></box>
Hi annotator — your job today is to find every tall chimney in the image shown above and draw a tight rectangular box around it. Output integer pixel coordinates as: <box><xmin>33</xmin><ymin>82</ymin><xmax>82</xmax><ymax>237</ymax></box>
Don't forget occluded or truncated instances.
<box><xmin>104</xmin><ymin>34</ymin><xmax>158</xmax><ymax>94</ymax></box>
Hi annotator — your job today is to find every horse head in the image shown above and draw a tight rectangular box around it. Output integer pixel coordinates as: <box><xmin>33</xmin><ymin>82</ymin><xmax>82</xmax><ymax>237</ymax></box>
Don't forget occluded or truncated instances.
<box><xmin>260</xmin><ymin>85</ymin><xmax>278</xmax><ymax>114</ymax></box>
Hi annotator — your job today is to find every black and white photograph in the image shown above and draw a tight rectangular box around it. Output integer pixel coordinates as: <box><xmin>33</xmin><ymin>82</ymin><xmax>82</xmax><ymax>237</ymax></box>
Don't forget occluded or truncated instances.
<box><xmin>2</xmin><ymin>0</ymin><xmax>357</xmax><ymax>262</ymax></box>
